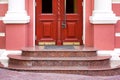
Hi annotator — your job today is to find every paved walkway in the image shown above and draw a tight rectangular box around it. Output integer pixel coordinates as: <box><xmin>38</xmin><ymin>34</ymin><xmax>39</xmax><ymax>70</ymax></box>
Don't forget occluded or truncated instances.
<box><xmin>0</xmin><ymin>68</ymin><xmax>120</xmax><ymax>80</ymax></box>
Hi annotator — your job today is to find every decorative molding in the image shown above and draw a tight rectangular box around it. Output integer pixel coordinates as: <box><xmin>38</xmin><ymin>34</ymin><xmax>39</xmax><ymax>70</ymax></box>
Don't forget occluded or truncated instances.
<box><xmin>90</xmin><ymin>11</ymin><xmax>118</xmax><ymax>24</ymax></box>
<box><xmin>0</xmin><ymin>33</ymin><xmax>5</xmax><ymax>37</ymax></box>
<box><xmin>90</xmin><ymin>0</ymin><xmax>118</xmax><ymax>24</ymax></box>
<box><xmin>3</xmin><ymin>16</ymin><xmax>30</xmax><ymax>24</ymax></box>
<box><xmin>0</xmin><ymin>0</ymin><xmax>8</xmax><ymax>4</ymax></box>
<box><xmin>3</xmin><ymin>0</ymin><xmax>30</xmax><ymax>24</ymax></box>
<box><xmin>115</xmin><ymin>33</ymin><xmax>120</xmax><ymax>37</ymax></box>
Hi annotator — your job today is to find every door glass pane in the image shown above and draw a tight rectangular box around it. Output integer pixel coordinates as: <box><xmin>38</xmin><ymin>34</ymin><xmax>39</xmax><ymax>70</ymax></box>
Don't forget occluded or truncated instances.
<box><xmin>42</xmin><ymin>0</ymin><xmax>52</xmax><ymax>13</ymax></box>
<box><xmin>66</xmin><ymin>0</ymin><xmax>77</xmax><ymax>13</ymax></box>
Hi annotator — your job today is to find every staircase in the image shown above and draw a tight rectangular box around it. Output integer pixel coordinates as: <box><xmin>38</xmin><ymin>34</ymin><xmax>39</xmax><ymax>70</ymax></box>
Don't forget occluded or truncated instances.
<box><xmin>1</xmin><ymin>46</ymin><xmax>120</xmax><ymax>76</ymax></box>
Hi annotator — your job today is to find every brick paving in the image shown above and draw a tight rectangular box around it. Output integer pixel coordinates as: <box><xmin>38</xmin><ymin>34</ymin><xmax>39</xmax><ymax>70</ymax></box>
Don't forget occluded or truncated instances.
<box><xmin>0</xmin><ymin>68</ymin><xmax>120</xmax><ymax>80</ymax></box>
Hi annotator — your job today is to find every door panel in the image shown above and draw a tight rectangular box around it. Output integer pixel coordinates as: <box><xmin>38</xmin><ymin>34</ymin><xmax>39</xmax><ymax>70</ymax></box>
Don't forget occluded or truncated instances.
<box><xmin>61</xmin><ymin>0</ymin><xmax>83</xmax><ymax>44</ymax></box>
<box><xmin>36</xmin><ymin>0</ymin><xmax>57</xmax><ymax>44</ymax></box>
<box><xmin>40</xmin><ymin>21</ymin><xmax>55</xmax><ymax>40</ymax></box>
<box><xmin>62</xmin><ymin>21</ymin><xmax>81</xmax><ymax>41</ymax></box>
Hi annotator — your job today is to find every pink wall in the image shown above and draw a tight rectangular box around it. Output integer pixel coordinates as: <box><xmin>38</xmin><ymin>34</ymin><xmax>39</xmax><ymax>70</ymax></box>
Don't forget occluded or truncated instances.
<box><xmin>112</xmin><ymin>4</ymin><xmax>120</xmax><ymax>48</ymax></box>
<box><xmin>26</xmin><ymin>0</ymin><xmax>34</xmax><ymax>47</ymax></box>
<box><xmin>6</xmin><ymin>24</ymin><xmax>28</xmax><ymax>50</ymax></box>
<box><xmin>85</xmin><ymin>0</ymin><xmax>94</xmax><ymax>47</ymax></box>
<box><xmin>0</xmin><ymin>4</ymin><xmax>8</xmax><ymax>49</ymax></box>
<box><xmin>112</xmin><ymin>4</ymin><xmax>120</xmax><ymax>16</ymax></box>
<box><xmin>0</xmin><ymin>4</ymin><xmax>8</xmax><ymax>16</ymax></box>
<box><xmin>115</xmin><ymin>20</ymin><xmax>120</xmax><ymax>48</ymax></box>
<box><xmin>94</xmin><ymin>25</ymin><xmax>115</xmax><ymax>50</ymax></box>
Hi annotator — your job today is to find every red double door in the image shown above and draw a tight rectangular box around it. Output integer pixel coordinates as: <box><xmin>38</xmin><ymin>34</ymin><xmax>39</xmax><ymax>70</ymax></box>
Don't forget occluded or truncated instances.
<box><xmin>36</xmin><ymin>0</ymin><xmax>83</xmax><ymax>45</ymax></box>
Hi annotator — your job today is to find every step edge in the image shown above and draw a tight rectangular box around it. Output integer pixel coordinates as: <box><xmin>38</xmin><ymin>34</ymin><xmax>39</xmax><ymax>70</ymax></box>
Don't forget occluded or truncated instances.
<box><xmin>8</xmin><ymin>55</ymin><xmax>111</xmax><ymax>61</ymax></box>
<box><xmin>1</xmin><ymin>65</ymin><xmax>119</xmax><ymax>71</ymax></box>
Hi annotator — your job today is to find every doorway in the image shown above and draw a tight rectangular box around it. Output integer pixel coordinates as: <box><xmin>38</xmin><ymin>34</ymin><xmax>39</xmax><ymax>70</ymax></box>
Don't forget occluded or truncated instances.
<box><xmin>36</xmin><ymin>0</ymin><xmax>83</xmax><ymax>45</ymax></box>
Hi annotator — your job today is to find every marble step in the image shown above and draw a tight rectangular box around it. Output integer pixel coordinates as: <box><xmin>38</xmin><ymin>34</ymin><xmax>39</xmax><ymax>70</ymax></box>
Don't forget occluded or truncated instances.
<box><xmin>3</xmin><ymin>65</ymin><xmax>120</xmax><ymax>76</ymax></box>
<box><xmin>22</xmin><ymin>46</ymin><xmax>97</xmax><ymax>57</ymax></box>
<box><xmin>8</xmin><ymin>55</ymin><xmax>111</xmax><ymax>66</ymax></box>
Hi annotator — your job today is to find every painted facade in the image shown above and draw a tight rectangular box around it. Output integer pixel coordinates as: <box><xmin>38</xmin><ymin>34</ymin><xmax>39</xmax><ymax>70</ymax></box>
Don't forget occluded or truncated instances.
<box><xmin>0</xmin><ymin>0</ymin><xmax>120</xmax><ymax>50</ymax></box>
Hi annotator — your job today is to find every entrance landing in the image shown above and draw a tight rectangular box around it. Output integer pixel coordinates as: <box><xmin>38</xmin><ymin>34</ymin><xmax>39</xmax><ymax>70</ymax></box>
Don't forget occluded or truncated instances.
<box><xmin>22</xmin><ymin>46</ymin><xmax>97</xmax><ymax>51</ymax></box>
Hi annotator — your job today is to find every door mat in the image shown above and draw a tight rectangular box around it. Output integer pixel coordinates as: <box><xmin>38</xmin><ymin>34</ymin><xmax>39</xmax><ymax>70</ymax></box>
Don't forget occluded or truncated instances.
<box><xmin>44</xmin><ymin>46</ymin><xmax>75</xmax><ymax>50</ymax></box>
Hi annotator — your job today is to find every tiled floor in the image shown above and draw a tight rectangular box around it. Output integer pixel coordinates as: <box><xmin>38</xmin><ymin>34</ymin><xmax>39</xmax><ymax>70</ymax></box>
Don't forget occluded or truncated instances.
<box><xmin>0</xmin><ymin>68</ymin><xmax>120</xmax><ymax>80</ymax></box>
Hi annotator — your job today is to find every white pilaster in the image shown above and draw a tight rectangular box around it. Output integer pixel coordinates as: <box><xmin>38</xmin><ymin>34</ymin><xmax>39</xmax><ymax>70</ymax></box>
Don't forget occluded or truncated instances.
<box><xmin>3</xmin><ymin>0</ymin><xmax>30</xmax><ymax>24</ymax></box>
<box><xmin>90</xmin><ymin>0</ymin><xmax>118</xmax><ymax>24</ymax></box>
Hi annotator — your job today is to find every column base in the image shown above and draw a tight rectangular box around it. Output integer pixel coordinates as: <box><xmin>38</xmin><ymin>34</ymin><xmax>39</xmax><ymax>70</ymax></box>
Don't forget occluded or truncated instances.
<box><xmin>90</xmin><ymin>11</ymin><xmax>118</xmax><ymax>24</ymax></box>
<box><xmin>3</xmin><ymin>11</ymin><xmax>30</xmax><ymax>24</ymax></box>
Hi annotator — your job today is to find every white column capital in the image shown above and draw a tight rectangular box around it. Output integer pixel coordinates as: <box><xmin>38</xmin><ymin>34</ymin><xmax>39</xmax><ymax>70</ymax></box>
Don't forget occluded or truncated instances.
<box><xmin>90</xmin><ymin>0</ymin><xmax>118</xmax><ymax>24</ymax></box>
<box><xmin>3</xmin><ymin>0</ymin><xmax>30</xmax><ymax>24</ymax></box>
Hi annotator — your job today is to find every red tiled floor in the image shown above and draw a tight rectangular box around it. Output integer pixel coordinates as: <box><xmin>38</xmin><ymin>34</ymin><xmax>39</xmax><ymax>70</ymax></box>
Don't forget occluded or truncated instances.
<box><xmin>0</xmin><ymin>68</ymin><xmax>120</xmax><ymax>80</ymax></box>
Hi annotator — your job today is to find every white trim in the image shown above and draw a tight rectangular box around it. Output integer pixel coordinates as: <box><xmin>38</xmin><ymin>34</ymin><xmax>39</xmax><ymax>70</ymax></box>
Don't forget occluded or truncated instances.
<box><xmin>114</xmin><ymin>48</ymin><xmax>120</xmax><ymax>53</ymax></box>
<box><xmin>0</xmin><ymin>17</ymin><xmax>3</xmax><ymax>20</ymax></box>
<box><xmin>0</xmin><ymin>33</ymin><xmax>5</xmax><ymax>37</ymax></box>
<box><xmin>83</xmin><ymin>0</ymin><xmax>86</xmax><ymax>45</ymax></box>
<box><xmin>90</xmin><ymin>0</ymin><xmax>118</xmax><ymax>24</ymax></box>
<box><xmin>3</xmin><ymin>13</ymin><xmax>30</xmax><ymax>24</ymax></box>
<box><xmin>0</xmin><ymin>0</ymin><xmax>8</xmax><ymax>4</ymax></box>
<box><xmin>112</xmin><ymin>0</ymin><xmax>120</xmax><ymax>3</ymax></box>
<box><xmin>115</xmin><ymin>33</ymin><xmax>120</xmax><ymax>37</ymax></box>
<box><xmin>117</xmin><ymin>16</ymin><xmax>120</xmax><ymax>20</ymax></box>
<box><xmin>97</xmin><ymin>49</ymin><xmax>120</xmax><ymax>60</ymax></box>
<box><xmin>3</xmin><ymin>0</ymin><xmax>30</xmax><ymax>24</ymax></box>
<box><xmin>0</xmin><ymin>50</ymin><xmax>22</xmax><ymax>67</ymax></box>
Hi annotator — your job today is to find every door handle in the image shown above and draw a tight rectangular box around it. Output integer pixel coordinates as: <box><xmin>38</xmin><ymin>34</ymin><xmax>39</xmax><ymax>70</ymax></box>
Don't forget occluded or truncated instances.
<box><xmin>62</xmin><ymin>21</ymin><xmax>66</xmax><ymax>28</ymax></box>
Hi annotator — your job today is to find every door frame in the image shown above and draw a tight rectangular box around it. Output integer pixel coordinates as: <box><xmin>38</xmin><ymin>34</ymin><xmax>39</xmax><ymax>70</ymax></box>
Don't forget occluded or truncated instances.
<box><xmin>33</xmin><ymin>0</ymin><xmax>86</xmax><ymax>46</ymax></box>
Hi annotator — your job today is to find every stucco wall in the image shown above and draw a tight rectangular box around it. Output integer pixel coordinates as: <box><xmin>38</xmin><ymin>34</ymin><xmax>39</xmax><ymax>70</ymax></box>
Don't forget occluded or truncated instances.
<box><xmin>112</xmin><ymin>3</ymin><xmax>120</xmax><ymax>48</ymax></box>
<box><xmin>84</xmin><ymin>0</ymin><xmax>94</xmax><ymax>47</ymax></box>
<box><xmin>25</xmin><ymin>0</ymin><xmax>35</xmax><ymax>47</ymax></box>
<box><xmin>0</xmin><ymin>4</ymin><xmax>8</xmax><ymax>49</ymax></box>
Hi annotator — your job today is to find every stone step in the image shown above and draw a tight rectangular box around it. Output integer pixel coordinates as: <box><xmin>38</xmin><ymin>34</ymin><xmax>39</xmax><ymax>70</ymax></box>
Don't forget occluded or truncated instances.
<box><xmin>22</xmin><ymin>46</ymin><xmax>97</xmax><ymax>57</ymax></box>
<box><xmin>8</xmin><ymin>55</ymin><xmax>111</xmax><ymax>66</ymax></box>
<box><xmin>1</xmin><ymin>46</ymin><xmax>119</xmax><ymax>76</ymax></box>
<box><xmin>3</xmin><ymin>65</ymin><xmax>120</xmax><ymax>76</ymax></box>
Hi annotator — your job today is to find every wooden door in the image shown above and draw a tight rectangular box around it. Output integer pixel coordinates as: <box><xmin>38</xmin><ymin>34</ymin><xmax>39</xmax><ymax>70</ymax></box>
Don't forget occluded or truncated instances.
<box><xmin>61</xmin><ymin>0</ymin><xmax>83</xmax><ymax>45</ymax></box>
<box><xmin>36</xmin><ymin>0</ymin><xmax>83</xmax><ymax>45</ymax></box>
<box><xmin>36</xmin><ymin>0</ymin><xmax>57</xmax><ymax>45</ymax></box>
